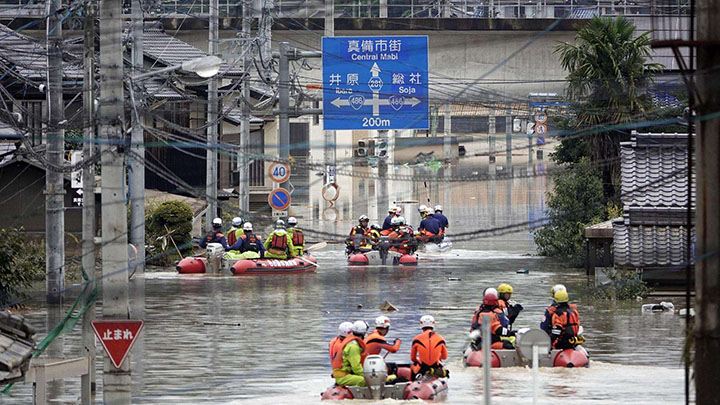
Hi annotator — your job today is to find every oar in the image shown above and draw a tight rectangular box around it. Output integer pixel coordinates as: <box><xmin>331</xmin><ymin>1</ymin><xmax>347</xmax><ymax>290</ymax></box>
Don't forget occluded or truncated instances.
<box><xmin>306</xmin><ymin>241</ymin><xmax>328</xmax><ymax>252</ymax></box>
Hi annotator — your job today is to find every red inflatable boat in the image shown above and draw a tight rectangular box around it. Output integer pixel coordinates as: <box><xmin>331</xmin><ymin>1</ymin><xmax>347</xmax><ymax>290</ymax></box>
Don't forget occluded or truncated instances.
<box><xmin>176</xmin><ymin>255</ymin><xmax>317</xmax><ymax>275</ymax></box>
<box><xmin>463</xmin><ymin>346</ymin><xmax>589</xmax><ymax>368</ymax></box>
<box><xmin>347</xmin><ymin>250</ymin><xmax>417</xmax><ymax>266</ymax></box>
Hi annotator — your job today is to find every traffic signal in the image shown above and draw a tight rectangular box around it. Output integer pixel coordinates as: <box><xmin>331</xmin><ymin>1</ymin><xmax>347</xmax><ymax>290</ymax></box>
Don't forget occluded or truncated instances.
<box><xmin>356</xmin><ymin>140</ymin><xmax>368</xmax><ymax>157</ymax></box>
<box><xmin>375</xmin><ymin>139</ymin><xmax>388</xmax><ymax>158</ymax></box>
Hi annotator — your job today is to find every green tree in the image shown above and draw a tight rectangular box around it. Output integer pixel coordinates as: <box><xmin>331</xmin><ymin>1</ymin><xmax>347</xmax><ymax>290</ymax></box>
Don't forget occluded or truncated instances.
<box><xmin>534</xmin><ymin>158</ymin><xmax>606</xmax><ymax>266</ymax></box>
<box><xmin>146</xmin><ymin>200</ymin><xmax>194</xmax><ymax>265</ymax></box>
<box><xmin>0</xmin><ymin>228</ymin><xmax>45</xmax><ymax>305</ymax></box>
<box><xmin>555</xmin><ymin>16</ymin><xmax>662</xmax><ymax>200</ymax></box>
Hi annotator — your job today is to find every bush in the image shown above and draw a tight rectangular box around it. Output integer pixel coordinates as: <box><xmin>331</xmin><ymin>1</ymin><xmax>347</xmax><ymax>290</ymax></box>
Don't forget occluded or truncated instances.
<box><xmin>0</xmin><ymin>228</ymin><xmax>45</xmax><ymax>305</ymax></box>
<box><xmin>146</xmin><ymin>200</ymin><xmax>193</xmax><ymax>265</ymax></box>
<box><xmin>588</xmin><ymin>269</ymin><xmax>651</xmax><ymax>300</ymax></box>
<box><xmin>534</xmin><ymin>158</ymin><xmax>606</xmax><ymax>266</ymax></box>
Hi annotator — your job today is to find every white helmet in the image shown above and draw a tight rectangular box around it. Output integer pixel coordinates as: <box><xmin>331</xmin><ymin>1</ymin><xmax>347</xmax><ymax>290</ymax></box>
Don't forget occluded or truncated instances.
<box><xmin>396</xmin><ymin>216</ymin><xmax>406</xmax><ymax>225</ymax></box>
<box><xmin>243</xmin><ymin>222</ymin><xmax>253</xmax><ymax>231</ymax></box>
<box><xmin>434</xmin><ymin>205</ymin><xmax>443</xmax><ymax>212</ymax></box>
<box><xmin>551</xmin><ymin>284</ymin><xmax>567</xmax><ymax>297</ymax></box>
<box><xmin>420</xmin><ymin>315</ymin><xmax>435</xmax><ymax>329</ymax></box>
<box><xmin>351</xmin><ymin>320</ymin><xmax>368</xmax><ymax>335</ymax></box>
<box><xmin>338</xmin><ymin>321</ymin><xmax>353</xmax><ymax>337</ymax></box>
<box><xmin>391</xmin><ymin>216</ymin><xmax>401</xmax><ymax>226</ymax></box>
<box><xmin>389</xmin><ymin>205</ymin><xmax>398</xmax><ymax>214</ymax></box>
<box><xmin>288</xmin><ymin>216</ymin><xmax>298</xmax><ymax>226</ymax></box>
<box><xmin>212</xmin><ymin>217</ymin><xmax>222</xmax><ymax>227</ymax></box>
<box><xmin>396</xmin><ymin>207</ymin><xmax>403</xmax><ymax>215</ymax></box>
<box><xmin>418</xmin><ymin>204</ymin><xmax>428</xmax><ymax>213</ymax></box>
<box><xmin>375</xmin><ymin>316</ymin><xmax>391</xmax><ymax>328</ymax></box>
<box><xmin>231</xmin><ymin>217</ymin><xmax>243</xmax><ymax>227</ymax></box>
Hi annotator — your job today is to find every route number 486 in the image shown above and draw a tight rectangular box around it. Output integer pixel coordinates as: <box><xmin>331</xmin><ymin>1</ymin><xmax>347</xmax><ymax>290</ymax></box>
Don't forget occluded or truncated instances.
<box><xmin>362</xmin><ymin>117</ymin><xmax>391</xmax><ymax>127</ymax></box>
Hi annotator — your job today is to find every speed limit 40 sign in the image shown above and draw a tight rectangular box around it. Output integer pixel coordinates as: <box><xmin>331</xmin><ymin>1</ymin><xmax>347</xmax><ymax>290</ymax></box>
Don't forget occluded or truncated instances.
<box><xmin>268</xmin><ymin>162</ymin><xmax>291</xmax><ymax>183</ymax></box>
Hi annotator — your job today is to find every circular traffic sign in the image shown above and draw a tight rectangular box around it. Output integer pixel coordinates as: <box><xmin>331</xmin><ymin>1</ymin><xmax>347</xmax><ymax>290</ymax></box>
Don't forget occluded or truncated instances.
<box><xmin>535</xmin><ymin>123</ymin><xmax>547</xmax><ymax>135</ymax></box>
<box><xmin>535</xmin><ymin>113</ymin><xmax>547</xmax><ymax>123</ymax></box>
<box><xmin>268</xmin><ymin>188</ymin><xmax>291</xmax><ymax>210</ymax></box>
<box><xmin>268</xmin><ymin>162</ymin><xmax>291</xmax><ymax>183</ymax></box>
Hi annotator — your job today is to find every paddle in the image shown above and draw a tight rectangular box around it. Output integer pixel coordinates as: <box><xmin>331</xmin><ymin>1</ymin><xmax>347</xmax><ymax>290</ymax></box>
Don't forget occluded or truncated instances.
<box><xmin>306</xmin><ymin>241</ymin><xmax>328</xmax><ymax>252</ymax></box>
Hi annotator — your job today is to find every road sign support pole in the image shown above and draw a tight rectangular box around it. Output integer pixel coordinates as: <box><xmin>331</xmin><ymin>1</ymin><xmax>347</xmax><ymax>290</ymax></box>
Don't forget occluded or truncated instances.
<box><xmin>238</xmin><ymin>0</ymin><xmax>251</xmax><ymax>215</ymax></box>
<box><xmin>443</xmin><ymin>104</ymin><xmax>452</xmax><ymax>162</ymax></box>
<box><xmin>377</xmin><ymin>130</ymin><xmax>389</xmax><ymax>221</ymax></box>
<box><xmin>206</xmin><ymin>0</ymin><xmax>219</xmax><ymax>231</ymax></box>
<box><xmin>482</xmin><ymin>314</ymin><xmax>492</xmax><ymax>404</ymax></box>
<box><xmin>279</xmin><ymin>42</ymin><xmax>290</xmax><ymax>215</ymax></box>
<box><xmin>129</xmin><ymin>0</ymin><xmax>145</xmax><ymax>274</ymax></box>
<box><xmin>324</xmin><ymin>0</ymin><xmax>337</xmax><ymax>190</ymax></box>
<box><xmin>99</xmin><ymin>0</ymin><xmax>131</xmax><ymax>401</ymax></box>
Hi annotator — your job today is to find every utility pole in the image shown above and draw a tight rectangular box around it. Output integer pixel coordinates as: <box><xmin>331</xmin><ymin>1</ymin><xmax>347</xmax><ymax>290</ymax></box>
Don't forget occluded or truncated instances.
<box><xmin>129</xmin><ymin>0</ymin><xmax>145</xmax><ymax>273</ymax></box>
<box><xmin>45</xmin><ymin>0</ymin><xmax>65</xmax><ymax>304</ymax></box>
<box><xmin>324</xmin><ymin>0</ymin><xmax>337</xmax><ymax>188</ymax></box>
<box><xmin>238</xmin><ymin>0</ymin><xmax>251</xmax><ymax>214</ymax></box>
<box><xmin>99</xmin><ymin>0</ymin><xmax>130</xmax><ymax>401</ymax></box>
<box><xmin>377</xmin><ymin>129</ymin><xmax>389</xmax><ymax>220</ymax></box>
<box><xmin>505</xmin><ymin>102</ymin><xmax>512</xmax><ymax>169</ymax></box>
<box><xmin>80</xmin><ymin>2</ymin><xmax>96</xmax><ymax>401</ymax></box>
<box><xmin>260</xmin><ymin>0</ymin><xmax>273</xmax><ymax>82</ymax></box>
<box><xmin>278</xmin><ymin>42</ymin><xmax>290</xmax><ymax>203</ymax></box>
<box><xmin>695</xmin><ymin>0</ymin><xmax>720</xmax><ymax>400</ymax></box>
<box><xmin>206</xmin><ymin>0</ymin><xmax>219</xmax><ymax>231</ymax></box>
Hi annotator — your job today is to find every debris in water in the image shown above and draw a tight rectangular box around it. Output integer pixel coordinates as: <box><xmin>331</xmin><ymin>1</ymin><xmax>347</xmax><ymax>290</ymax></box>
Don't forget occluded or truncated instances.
<box><xmin>517</xmin><ymin>269</ymin><xmax>529</xmax><ymax>274</ymax></box>
<box><xmin>202</xmin><ymin>321</ymin><xmax>242</xmax><ymax>326</ymax></box>
<box><xmin>447</xmin><ymin>277</ymin><xmax>461</xmax><ymax>281</ymax></box>
<box><xmin>677</xmin><ymin>308</ymin><xmax>695</xmax><ymax>318</ymax></box>
<box><xmin>380</xmin><ymin>301</ymin><xmax>397</xmax><ymax>312</ymax></box>
<box><xmin>357</xmin><ymin>304</ymin><xmax>363</xmax><ymax>309</ymax></box>
<box><xmin>641</xmin><ymin>302</ymin><xmax>675</xmax><ymax>312</ymax></box>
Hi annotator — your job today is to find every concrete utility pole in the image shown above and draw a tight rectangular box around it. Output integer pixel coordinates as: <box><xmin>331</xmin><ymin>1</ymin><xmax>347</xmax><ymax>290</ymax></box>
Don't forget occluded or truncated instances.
<box><xmin>260</xmin><ymin>0</ymin><xmax>273</xmax><ymax>81</ymax></box>
<box><xmin>238</xmin><ymin>0</ymin><xmax>251</xmax><ymax>214</ymax></box>
<box><xmin>128</xmin><ymin>0</ymin><xmax>145</xmax><ymax>273</ymax></box>
<box><xmin>45</xmin><ymin>0</ymin><xmax>65</xmax><ymax>304</ymax></box>
<box><xmin>278</xmin><ymin>42</ymin><xmax>290</xmax><ymax>202</ymax></box>
<box><xmin>488</xmin><ymin>104</ymin><xmax>496</xmax><ymax>164</ymax></box>
<box><xmin>324</xmin><ymin>0</ymin><xmax>337</xmax><ymax>187</ymax></box>
<box><xmin>695</xmin><ymin>0</ymin><xmax>720</xmax><ymax>401</ymax></box>
<box><xmin>206</xmin><ymin>0</ymin><xmax>219</xmax><ymax>231</ymax></box>
<box><xmin>80</xmin><ymin>2</ymin><xmax>96</xmax><ymax>401</ymax></box>
<box><xmin>377</xmin><ymin>129</ymin><xmax>389</xmax><ymax>220</ymax></box>
<box><xmin>505</xmin><ymin>103</ymin><xmax>512</xmax><ymax>168</ymax></box>
<box><xmin>443</xmin><ymin>104</ymin><xmax>451</xmax><ymax>161</ymax></box>
<box><xmin>99</xmin><ymin>0</ymin><xmax>130</xmax><ymax>401</ymax></box>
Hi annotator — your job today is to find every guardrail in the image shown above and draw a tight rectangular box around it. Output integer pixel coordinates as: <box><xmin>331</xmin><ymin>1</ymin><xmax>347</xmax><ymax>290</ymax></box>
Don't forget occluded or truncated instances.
<box><xmin>0</xmin><ymin>0</ymin><xmax>690</xmax><ymax>19</ymax></box>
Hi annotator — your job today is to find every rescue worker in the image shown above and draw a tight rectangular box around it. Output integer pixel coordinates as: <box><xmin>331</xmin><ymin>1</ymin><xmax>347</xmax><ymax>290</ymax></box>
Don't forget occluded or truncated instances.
<box><xmin>417</xmin><ymin>204</ymin><xmax>428</xmax><ymax>220</ymax></box>
<box><xmin>497</xmin><ymin>283</ymin><xmax>524</xmax><ymax>326</ymax></box>
<box><xmin>332</xmin><ymin>320</ymin><xmax>369</xmax><ymax>387</ymax></box>
<box><xmin>388</xmin><ymin>216</ymin><xmax>416</xmax><ymax>254</ymax></box>
<box><xmin>540</xmin><ymin>284</ymin><xmax>567</xmax><ymax>335</ymax></box>
<box><xmin>433</xmin><ymin>205</ymin><xmax>449</xmax><ymax>234</ymax></box>
<box><xmin>368</xmin><ymin>223</ymin><xmax>382</xmax><ymax>250</ymax></box>
<box><xmin>226</xmin><ymin>217</ymin><xmax>245</xmax><ymax>247</ymax></box>
<box><xmin>227</xmin><ymin>222</ymin><xmax>264</xmax><ymax>258</ymax></box>
<box><xmin>469</xmin><ymin>288</ymin><xmax>514</xmax><ymax>350</ymax></box>
<box><xmin>549</xmin><ymin>290</ymin><xmax>583</xmax><ymax>350</ymax></box>
<box><xmin>410</xmin><ymin>315</ymin><xmax>449</xmax><ymax>380</ymax></box>
<box><xmin>417</xmin><ymin>208</ymin><xmax>441</xmax><ymax>242</ymax></box>
<box><xmin>365</xmin><ymin>316</ymin><xmax>401</xmax><ymax>356</ymax></box>
<box><xmin>329</xmin><ymin>322</ymin><xmax>353</xmax><ymax>366</ymax></box>
<box><xmin>199</xmin><ymin>217</ymin><xmax>228</xmax><ymax>249</ymax></box>
<box><xmin>287</xmin><ymin>216</ymin><xmax>305</xmax><ymax>257</ymax></box>
<box><xmin>264</xmin><ymin>220</ymin><xmax>295</xmax><ymax>259</ymax></box>
<box><xmin>346</xmin><ymin>215</ymin><xmax>371</xmax><ymax>254</ymax></box>
<box><xmin>382</xmin><ymin>206</ymin><xmax>398</xmax><ymax>231</ymax></box>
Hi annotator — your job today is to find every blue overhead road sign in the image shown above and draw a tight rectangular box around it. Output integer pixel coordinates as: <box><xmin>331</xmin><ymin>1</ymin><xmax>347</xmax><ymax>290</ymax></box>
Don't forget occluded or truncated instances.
<box><xmin>322</xmin><ymin>36</ymin><xmax>429</xmax><ymax>130</ymax></box>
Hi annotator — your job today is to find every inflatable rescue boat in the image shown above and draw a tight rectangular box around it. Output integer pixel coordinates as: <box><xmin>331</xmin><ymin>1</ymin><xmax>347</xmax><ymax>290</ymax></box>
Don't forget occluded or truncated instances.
<box><xmin>176</xmin><ymin>243</ymin><xmax>317</xmax><ymax>274</ymax></box>
<box><xmin>347</xmin><ymin>250</ymin><xmax>417</xmax><ymax>266</ymax></box>
<box><xmin>462</xmin><ymin>328</ymin><xmax>589</xmax><ymax>368</ymax></box>
<box><xmin>321</xmin><ymin>355</ymin><xmax>448</xmax><ymax>401</ymax></box>
<box><xmin>418</xmin><ymin>236</ymin><xmax>452</xmax><ymax>254</ymax></box>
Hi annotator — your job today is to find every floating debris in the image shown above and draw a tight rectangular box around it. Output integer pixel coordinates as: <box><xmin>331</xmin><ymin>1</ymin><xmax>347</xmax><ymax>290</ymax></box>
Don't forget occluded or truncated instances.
<box><xmin>641</xmin><ymin>302</ymin><xmax>675</xmax><ymax>312</ymax></box>
<box><xmin>379</xmin><ymin>301</ymin><xmax>397</xmax><ymax>312</ymax></box>
<box><xmin>202</xmin><ymin>321</ymin><xmax>242</xmax><ymax>326</ymax></box>
<box><xmin>357</xmin><ymin>304</ymin><xmax>364</xmax><ymax>309</ymax></box>
<box><xmin>447</xmin><ymin>277</ymin><xmax>461</xmax><ymax>281</ymax></box>
<box><xmin>677</xmin><ymin>308</ymin><xmax>695</xmax><ymax>318</ymax></box>
<box><xmin>517</xmin><ymin>269</ymin><xmax>529</xmax><ymax>274</ymax></box>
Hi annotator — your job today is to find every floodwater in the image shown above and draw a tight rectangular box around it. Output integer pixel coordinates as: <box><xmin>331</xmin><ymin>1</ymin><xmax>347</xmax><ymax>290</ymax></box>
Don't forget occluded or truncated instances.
<box><xmin>3</xmin><ymin>160</ymin><xmax>692</xmax><ymax>404</ymax></box>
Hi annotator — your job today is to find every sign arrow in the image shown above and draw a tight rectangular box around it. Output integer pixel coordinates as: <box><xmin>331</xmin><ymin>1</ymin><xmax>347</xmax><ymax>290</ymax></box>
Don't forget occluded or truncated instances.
<box><xmin>370</xmin><ymin>62</ymin><xmax>381</xmax><ymax>77</ymax></box>
<box><xmin>76</xmin><ymin>188</ymin><xmax>83</xmax><ymax>195</ymax></box>
<box><xmin>331</xmin><ymin>97</ymin><xmax>350</xmax><ymax>108</ymax></box>
<box><xmin>406</xmin><ymin>97</ymin><xmax>421</xmax><ymax>107</ymax></box>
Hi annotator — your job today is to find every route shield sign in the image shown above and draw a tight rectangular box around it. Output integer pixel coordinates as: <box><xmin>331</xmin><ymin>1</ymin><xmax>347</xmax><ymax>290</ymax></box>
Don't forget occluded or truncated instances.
<box><xmin>322</xmin><ymin>36</ymin><xmax>429</xmax><ymax>130</ymax></box>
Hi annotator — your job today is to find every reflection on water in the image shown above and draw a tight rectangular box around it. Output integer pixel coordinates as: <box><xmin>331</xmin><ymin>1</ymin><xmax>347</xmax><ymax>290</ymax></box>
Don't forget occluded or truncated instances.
<box><xmin>3</xmin><ymin>162</ymin><xmax>690</xmax><ymax>404</ymax></box>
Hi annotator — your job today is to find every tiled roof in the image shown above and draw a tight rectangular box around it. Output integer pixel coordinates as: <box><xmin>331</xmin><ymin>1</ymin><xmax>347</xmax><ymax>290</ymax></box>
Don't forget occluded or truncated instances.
<box><xmin>613</xmin><ymin>220</ymin><xmax>693</xmax><ymax>268</ymax></box>
<box><xmin>0</xmin><ymin>23</ymin><xmax>83</xmax><ymax>81</ymax></box>
<box><xmin>0</xmin><ymin>311</ymin><xmax>36</xmax><ymax>384</ymax></box>
<box><xmin>223</xmin><ymin>108</ymin><xmax>264</xmax><ymax>126</ymax></box>
<box><xmin>125</xmin><ymin>22</ymin><xmax>243</xmax><ymax>78</ymax></box>
<box><xmin>620</xmin><ymin>132</ymin><xmax>694</xmax><ymax>209</ymax></box>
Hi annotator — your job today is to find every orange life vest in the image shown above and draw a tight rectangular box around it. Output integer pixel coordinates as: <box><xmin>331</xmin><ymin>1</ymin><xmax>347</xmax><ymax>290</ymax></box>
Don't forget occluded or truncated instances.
<box><xmin>364</xmin><ymin>330</ymin><xmax>400</xmax><ymax>356</ymax></box>
<box><xmin>291</xmin><ymin>229</ymin><xmax>304</xmax><ymax>246</ymax></box>
<box><xmin>410</xmin><ymin>329</ymin><xmax>447</xmax><ymax>367</ymax></box>
<box><xmin>380</xmin><ymin>229</ymin><xmax>392</xmax><ymax>236</ymax></box>
<box><xmin>330</xmin><ymin>334</ymin><xmax>367</xmax><ymax>370</ymax></box>
<box><xmin>270</xmin><ymin>233</ymin><xmax>288</xmax><ymax>251</ymax></box>
<box><xmin>329</xmin><ymin>336</ymin><xmax>344</xmax><ymax>365</ymax></box>
<box><xmin>471</xmin><ymin>306</ymin><xmax>503</xmax><ymax>334</ymax></box>
<box><xmin>551</xmin><ymin>304</ymin><xmax>580</xmax><ymax>337</ymax></box>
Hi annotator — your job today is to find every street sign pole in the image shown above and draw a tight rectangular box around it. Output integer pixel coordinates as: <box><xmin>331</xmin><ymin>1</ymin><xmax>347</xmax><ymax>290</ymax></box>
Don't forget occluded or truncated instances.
<box><xmin>278</xmin><ymin>43</ymin><xmax>290</xmax><ymax>217</ymax></box>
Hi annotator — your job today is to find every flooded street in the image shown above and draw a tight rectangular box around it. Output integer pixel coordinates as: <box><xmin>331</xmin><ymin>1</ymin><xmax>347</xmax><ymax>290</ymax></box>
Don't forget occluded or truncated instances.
<box><xmin>4</xmin><ymin>162</ymin><xmax>690</xmax><ymax>404</ymax></box>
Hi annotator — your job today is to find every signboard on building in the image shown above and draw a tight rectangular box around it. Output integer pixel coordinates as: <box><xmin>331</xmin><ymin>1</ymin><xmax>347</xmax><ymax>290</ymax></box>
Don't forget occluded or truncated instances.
<box><xmin>91</xmin><ymin>320</ymin><xmax>144</xmax><ymax>369</ymax></box>
<box><xmin>322</xmin><ymin>36</ymin><xmax>429</xmax><ymax>130</ymax></box>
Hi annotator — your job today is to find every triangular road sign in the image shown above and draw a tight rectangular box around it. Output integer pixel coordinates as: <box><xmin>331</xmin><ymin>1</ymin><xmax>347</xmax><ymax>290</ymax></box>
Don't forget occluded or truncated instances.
<box><xmin>91</xmin><ymin>320</ymin><xmax>144</xmax><ymax>369</ymax></box>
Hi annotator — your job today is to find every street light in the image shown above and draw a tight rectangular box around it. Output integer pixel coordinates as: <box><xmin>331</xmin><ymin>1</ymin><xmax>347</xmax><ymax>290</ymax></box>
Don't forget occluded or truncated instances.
<box><xmin>131</xmin><ymin>55</ymin><xmax>223</xmax><ymax>81</ymax></box>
